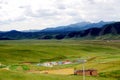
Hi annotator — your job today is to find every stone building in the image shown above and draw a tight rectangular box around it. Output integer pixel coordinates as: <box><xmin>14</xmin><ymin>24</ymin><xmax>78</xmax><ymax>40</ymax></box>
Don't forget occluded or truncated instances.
<box><xmin>74</xmin><ymin>69</ymin><xmax>98</xmax><ymax>76</ymax></box>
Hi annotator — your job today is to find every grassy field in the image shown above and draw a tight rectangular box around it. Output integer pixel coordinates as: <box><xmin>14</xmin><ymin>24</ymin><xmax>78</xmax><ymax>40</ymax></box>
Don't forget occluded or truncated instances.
<box><xmin>0</xmin><ymin>40</ymin><xmax>120</xmax><ymax>80</ymax></box>
<box><xmin>0</xmin><ymin>69</ymin><xmax>117</xmax><ymax>80</ymax></box>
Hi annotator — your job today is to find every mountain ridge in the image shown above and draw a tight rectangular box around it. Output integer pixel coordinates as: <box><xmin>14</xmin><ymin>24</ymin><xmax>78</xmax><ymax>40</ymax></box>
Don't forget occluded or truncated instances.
<box><xmin>0</xmin><ymin>21</ymin><xmax>119</xmax><ymax>40</ymax></box>
<box><xmin>40</xmin><ymin>21</ymin><xmax>113</xmax><ymax>33</ymax></box>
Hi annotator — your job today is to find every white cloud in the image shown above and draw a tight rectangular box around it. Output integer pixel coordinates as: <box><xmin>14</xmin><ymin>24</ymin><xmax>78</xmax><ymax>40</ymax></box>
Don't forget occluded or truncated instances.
<box><xmin>0</xmin><ymin>0</ymin><xmax>120</xmax><ymax>31</ymax></box>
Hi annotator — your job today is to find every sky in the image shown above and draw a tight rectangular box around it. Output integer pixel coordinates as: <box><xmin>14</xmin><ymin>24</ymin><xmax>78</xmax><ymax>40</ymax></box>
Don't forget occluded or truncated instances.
<box><xmin>0</xmin><ymin>0</ymin><xmax>120</xmax><ymax>31</ymax></box>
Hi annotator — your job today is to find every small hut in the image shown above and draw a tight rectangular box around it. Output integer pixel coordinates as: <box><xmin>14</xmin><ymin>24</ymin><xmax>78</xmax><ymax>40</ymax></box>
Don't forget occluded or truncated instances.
<box><xmin>74</xmin><ymin>69</ymin><xmax>98</xmax><ymax>76</ymax></box>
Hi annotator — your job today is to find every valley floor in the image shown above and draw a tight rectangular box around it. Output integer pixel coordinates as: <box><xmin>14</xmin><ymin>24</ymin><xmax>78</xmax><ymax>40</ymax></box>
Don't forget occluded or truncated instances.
<box><xmin>0</xmin><ymin>40</ymin><xmax>120</xmax><ymax>80</ymax></box>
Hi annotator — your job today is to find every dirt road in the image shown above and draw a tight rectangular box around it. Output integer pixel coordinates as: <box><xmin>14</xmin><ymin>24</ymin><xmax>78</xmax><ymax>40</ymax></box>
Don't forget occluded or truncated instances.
<box><xmin>40</xmin><ymin>68</ymin><xmax>74</xmax><ymax>75</ymax></box>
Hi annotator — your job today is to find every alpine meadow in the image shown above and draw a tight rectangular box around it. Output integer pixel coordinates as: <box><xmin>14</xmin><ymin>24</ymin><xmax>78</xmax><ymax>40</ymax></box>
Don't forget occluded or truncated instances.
<box><xmin>0</xmin><ymin>40</ymin><xmax>120</xmax><ymax>80</ymax></box>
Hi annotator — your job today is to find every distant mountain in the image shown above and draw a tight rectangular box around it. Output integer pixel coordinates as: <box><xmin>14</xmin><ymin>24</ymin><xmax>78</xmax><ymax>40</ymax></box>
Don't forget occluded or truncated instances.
<box><xmin>0</xmin><ymin>21</ymin><xmax>119</xmax><ymax>40</ymax></box>
<box><xmin>82</xmin><ymin>21</ymin><xmax>114</xmax><ymax>29</ymax></box>
<box><xmin>40</xmin><ymin>21</ymin><xmax>113</xmax><ymax>33</ymax></box>
<box><xmin>66</xmin><ymin>22</ymin><xmax>120</xmax><ymax>40</ymax></box>
<box><xmin>22</xmin><ymin>30</ymin><xmax>41</xmax><ymax>32</ymax></box>
<box><xmin>40</xmin><ymin>22</ymin><xmax>91</xmax><ymax>33</ymax></box>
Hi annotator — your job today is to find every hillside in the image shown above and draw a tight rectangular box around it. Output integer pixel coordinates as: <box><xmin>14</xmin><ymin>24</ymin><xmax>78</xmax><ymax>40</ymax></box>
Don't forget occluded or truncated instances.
<box><xmin>67</xmin><ymin>22</ymin><xmax>120</xmax><ymax>40</ymax></box>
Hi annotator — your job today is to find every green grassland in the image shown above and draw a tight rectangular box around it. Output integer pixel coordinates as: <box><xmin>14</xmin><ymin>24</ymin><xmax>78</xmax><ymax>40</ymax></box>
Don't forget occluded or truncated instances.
<box><xmin>0</xmin><ymin>40</ymin><xmax>120</xmax><ymax>80</ymax></box>
<box><xmin>0</xmin><ymin>69</ymin><xmax>117</xmax><ymax>80</ymax></box>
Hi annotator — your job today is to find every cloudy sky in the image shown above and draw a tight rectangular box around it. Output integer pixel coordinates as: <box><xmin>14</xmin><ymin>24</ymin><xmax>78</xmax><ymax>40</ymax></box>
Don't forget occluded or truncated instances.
<box><xmin>0</xmin><ymin>0</ymin><xmax>120</xmax><ymax>31</ymax></box>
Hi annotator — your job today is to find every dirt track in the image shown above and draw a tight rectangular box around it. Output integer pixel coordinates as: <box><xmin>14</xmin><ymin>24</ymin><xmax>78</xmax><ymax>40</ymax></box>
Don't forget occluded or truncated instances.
<box><xmin>40</xmin><ymin>68</ymin><xmax>74</xmax><ymax>75</ymax></box>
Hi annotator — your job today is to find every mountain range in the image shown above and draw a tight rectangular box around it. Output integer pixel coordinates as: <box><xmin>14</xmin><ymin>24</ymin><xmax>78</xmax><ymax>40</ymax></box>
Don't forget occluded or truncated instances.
<box><xmin>0</xmin><ymin>21</ymin><xmax>120</xmax><ymax>40</ymax></box>
<box><xmin>40</xmin><ymin>21</ymin><xmax>113</xmax><ymax>33</ymax></box>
